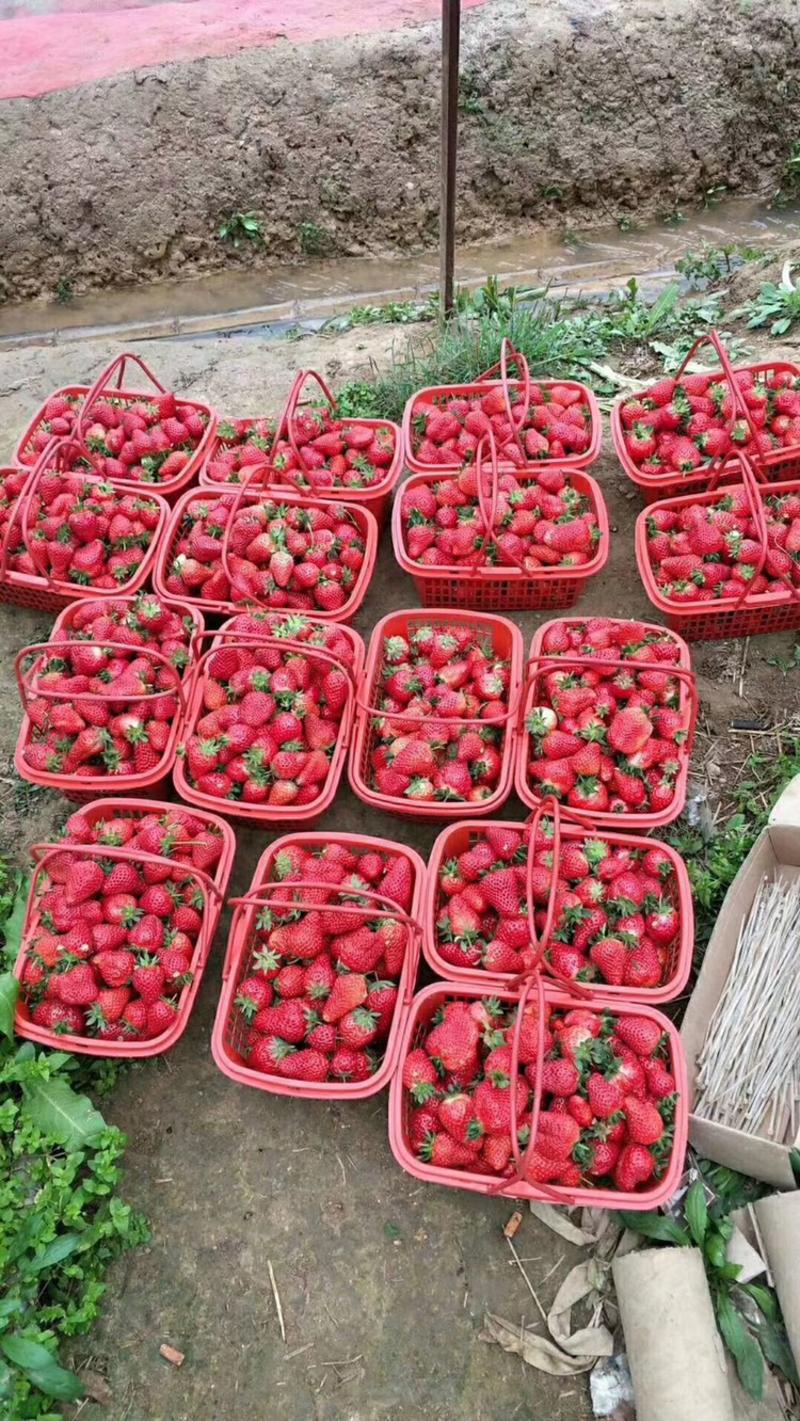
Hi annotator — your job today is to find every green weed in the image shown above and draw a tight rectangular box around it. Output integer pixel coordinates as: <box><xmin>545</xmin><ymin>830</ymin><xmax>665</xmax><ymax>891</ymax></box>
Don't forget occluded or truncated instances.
<box><xmin>0</xmin><ymin>869</ymin><xmax>147</xmax><ymax>1416</ymax></box>
<box><xmin>54</xmin><ymin>279</ymin><xmax>73</xmax><ymax>305</ymax></box>
<box><xmin>218</xmin><ymin>211</ymin><xmax>265</xmax><ymax>246</ymax></box>
<box><xmin>298</xmin><ymin>222</ymin><xmax>335</xmax><ymax>257</ymax></box>
<box><xmin>739</xmin><ymin>279</ymin><xmax>800</xmax><ymax>338</ymax></box>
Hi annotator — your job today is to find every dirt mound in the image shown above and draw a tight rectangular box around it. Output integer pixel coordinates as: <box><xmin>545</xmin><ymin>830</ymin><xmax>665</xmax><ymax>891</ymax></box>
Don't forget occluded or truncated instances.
<box><xmin>1</xmin><ymin>0</ymin><xmax>800</xmax><ymax>303</ymax></box>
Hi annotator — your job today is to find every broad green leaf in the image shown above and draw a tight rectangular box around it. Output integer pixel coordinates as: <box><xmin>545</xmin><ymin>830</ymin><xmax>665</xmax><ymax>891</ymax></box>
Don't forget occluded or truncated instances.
<box><xmin>1</xmin><ymin>1335</ymin><xmax>84</xmax><ymax>1401</ymax></box>
<box><xmin>0</xmin><ymin>973</ymin><xmax>18</xmax><ymax>1042</ymax></box>
<box><xmin>685</xmin><ymin>1181</ymin><xmax>708</xmax><ymax>1247</ymax></box>
<box><xmin>740</xmin><ymin>1283</ymin><xmax>778</xmax><ymax>1321</ymax></box>
<box><xmin>754</xmin><ymin>1319</ymin><xmax>800</xmax><ymax>1386</ymax></box>
<box><xmin>0</xmin><ymin>876</ymin><xmax>26</xmax><ymax>956</ymax></box>
<box><xmin>0</xmin><ymin>1297</ymin><xmax>23</xmax><ymax>1321</ymax></box>
<box><xmin>29</xmin><ymin>1233</ymin><xmax>81</xmax><ymax>1273</ymax></box>
<box><xmin>715</xmin><ymin>1293</ymin><xmax>764</xmax><ymax>1400</ymax></box>
<box><xmin>24</xmin><ymin>1360</ymin><xmax>84</xmax><ymax>1403</ymax></box>
<box><xmin>2</xmin><ymin>1335</ymin><xmax>59</xmax><ymax>1371</ymax></box>
<box><xmin>22</xmin><ymin>1076</ymin><xmax>106</xmax><ymax>1151</ymax></box>
<box><xmin>618</xmin><ymin>1211</ymin><xmax>689</xmax><ymax>1245</ymax></box>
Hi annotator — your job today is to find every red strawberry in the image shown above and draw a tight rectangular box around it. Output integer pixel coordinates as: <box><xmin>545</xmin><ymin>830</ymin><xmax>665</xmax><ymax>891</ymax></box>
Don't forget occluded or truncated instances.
<box><xmin>322</xmin><ymin>972</ymin><xmax>368</xmax><ymax>1023</ymax></box>
<box><xmin>623</xmin><ymin>1095</ymin><xmax>664</xmax><ymax>1145</ymax></box>
<box><xmin>613</xmin><ymin>1143</ymin><xmax>655</xmax><ymax>1191</ymax></box>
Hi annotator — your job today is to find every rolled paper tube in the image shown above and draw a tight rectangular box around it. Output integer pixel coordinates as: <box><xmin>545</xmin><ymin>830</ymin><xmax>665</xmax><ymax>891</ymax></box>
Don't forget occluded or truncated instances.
<box><xmin>754</xmin><ymin>1192</ymin><xmax>800</xmax><ymax>1371</ymax></box>
<box><xmin>613</xmin><ymin>1247</ymin><xmax>735</xmax><ymax>1421</ymax></box>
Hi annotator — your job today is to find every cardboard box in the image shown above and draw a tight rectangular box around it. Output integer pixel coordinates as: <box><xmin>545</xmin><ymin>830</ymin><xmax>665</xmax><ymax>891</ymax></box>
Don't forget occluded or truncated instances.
<box><xmin>681</xmin><ymin>780</ymin><xmax>800</xmax><ymax>1188</ymax></box>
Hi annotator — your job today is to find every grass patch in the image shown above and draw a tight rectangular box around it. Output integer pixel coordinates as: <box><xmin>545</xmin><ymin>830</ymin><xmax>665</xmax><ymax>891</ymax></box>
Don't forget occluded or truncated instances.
<box><xmin>668</xmin><ymin>727</ymin><xmax>800</xmax><ymax>959</ymax></box>
<box><xmin>0</xmin><ymin>867</ymin><xmax>147</xmax><ymax>1417</ymax></box>
<box><xmin>335</xmin><ymin>276</ymin><xmax>743</xmax><ymax>421</ymax></box>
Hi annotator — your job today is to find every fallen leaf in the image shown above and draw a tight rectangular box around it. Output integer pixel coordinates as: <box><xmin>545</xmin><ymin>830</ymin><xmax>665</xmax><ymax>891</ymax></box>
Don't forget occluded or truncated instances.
<box><xmin>480</xmin><ymin>1312</ymin><xmax>595</xmax><ymax>1377</ymax></box>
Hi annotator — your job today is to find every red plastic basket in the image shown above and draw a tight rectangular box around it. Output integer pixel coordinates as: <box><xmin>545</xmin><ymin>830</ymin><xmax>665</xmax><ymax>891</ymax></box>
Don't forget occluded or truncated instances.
<box><xmin>174</xmin><ymin>633</ymin><xmax>356</xmax><ymax>824</ymax></box>
<box><xmin>635</xmin><ymin>463</ymin><xmax>800</xmax><ymax>642</ymax></box>
<box><xmin>211</xmin><ymin>832</ymin><xmax>426</xmax><ymax>1099</ymax></box>
<box><xmin>266</xmin><ymin>368</ymin><xmax>403</xmax><ymax>526</ymax></box>
<box><xmin>12</xmin><ymin>826</ymin><xmax>235</xmax><ymax>1058</ymax></box>
<box><xmin>154</xmin><ymin>482</ymin><xmax>378</xmax><ymax>622</ymax></box>
<box><xmin>515</xmin><ymin>642</ymin><xmax>698</xmax><ymax>830</ymax></box>
<box><xmin>611</xmin><ymin>330</ymin><xmax>800</xmax><ymax>503</ymax></box>
<box><xmin>392</xmin><ymin>440</ymin><xmax>610</xmax><ymax>612</ymax></box>
<box><xmin>402</xmin><ymin>338</ymin><xmax>602</xmax><ymax>476</ymax></box>
<box><xmin>388</xmin><ymin>977</ymin><xmax>688</xmax><ymax>1209</ymax></box>
<box><xmin>14</xmin><ymin>637</ymin><xmax>188</xmax><ymax>804</ymax></box>
<box><xmin>349</xmin><ymin>607</ymin><xmax>524</xmax><ymax>821</ymax></box>
<box><xmin>0</xmin><ymin>443</ymin><xmax>170</xmax><ymax>614</ymax></box>
<box><xmin>15</xmin><ymin>351</ymin><xmax>217</xmax><ymax>500</ymax></box>
<box><xmin>423</xmin><ymin>811</ymin><xmax>694</xmax><ymax>1003</ymax></box>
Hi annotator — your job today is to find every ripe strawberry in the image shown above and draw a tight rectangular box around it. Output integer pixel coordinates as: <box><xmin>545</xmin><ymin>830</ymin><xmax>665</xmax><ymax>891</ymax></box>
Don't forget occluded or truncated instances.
<box><xmin>623</xmin><ymin>1096</ymin><xmax>665</xmax><ymax>1145</ymax></box>
<box><xmin>615</xmin><ymin>1016</ymin><xmax>664</xmax><ymax>1057</ymax></box>
<box><xmin>55</xmin><ymin>963</ymin><xmax>99</xmax><ymax>1006</ymax></box>
<box><xmin>425</xmin><ymin>1010</ymin><xmax>480</xmax><ymax>1072</ymax></box>
<box><xmin>322</xmin><ymin>972</ymin><xmax>368</xmax><ymax>1023</ymax></box>
<box><xmin>402</xmin><ymin>1048</ymin><xmax>440</xmax><ymax>1102</ymax></box>
<box><xmin>613</xmin><ymin>1143</ymin><xmax>655</xmax><ymax>1191</ymax></box>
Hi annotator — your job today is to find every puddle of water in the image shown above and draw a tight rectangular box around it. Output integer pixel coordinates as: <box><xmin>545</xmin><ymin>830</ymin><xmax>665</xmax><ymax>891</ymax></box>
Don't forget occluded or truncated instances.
<box><xmin>0</xmin><ymin>196</ymin><xmax>797</xmax><ymax>349</ymax></box>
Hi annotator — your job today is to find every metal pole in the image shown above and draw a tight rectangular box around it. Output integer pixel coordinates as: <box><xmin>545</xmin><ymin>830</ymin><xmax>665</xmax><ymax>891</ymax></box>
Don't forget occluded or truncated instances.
<box><xmin>440</xmin><ymin>0</ymin><xmax>461</xmax><ymax>319</ymax></box>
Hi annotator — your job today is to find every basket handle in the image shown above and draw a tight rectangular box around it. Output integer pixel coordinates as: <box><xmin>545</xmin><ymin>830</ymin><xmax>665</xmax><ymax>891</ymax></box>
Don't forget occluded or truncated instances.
<box><xmin>485</xmin><ymin>973</ymin><xmax>571</xmax><ymax>1203</ymax></box>
<box><xmin>75</xmin><ymin>352</ymin><xmax>167</xmax><ymax>444</ymax></box>
<box><xmin>474</xmin><ymin>428</ymin><xmax>501</xmax><ymax>542</ymax></box>
<box><xmin>29</xmin><ymin>840</ymin><xmax>223</xmax><ymax>905</ymax></box>
<box><xmin>526</xmin><ymin>654</ymin><xmax>699</xmax><ymax>755</ymax></box>
<box><xmin>523</xmin><ymin>796</ymin><xmax>561</xmax><ymax>976</ymax></box>
<box><xmin>281</xmin><ymin>369</ymin><xmax>339</xmax><ymax>480</ymax></box>
<box><xmin>11</xmin><ymin>439</ymin><xmax>82</xmax><ymax>591</ymax></box>
<box><xmin>675</xmin><ymin>329</ymin><xmax>767</xmax><ymax>488</ymax></box>
<box><xmin>500</xmin><ymin>338</ymin><xmax>532</xmax><ymax>456</ymax></box>
<box><xmin>0</xmin><ymin>451</ymin><xmax>52</xmax><ymax>584</ymax></box>
<box><xmin>733</xmin><ymin>455</ymin><xmax>800</xmax><ymax>609</ymax></box>
<box><xmin>16</xmin><ymin>638</ymin><xmax>187</xmax><ymax>717</ymax></box>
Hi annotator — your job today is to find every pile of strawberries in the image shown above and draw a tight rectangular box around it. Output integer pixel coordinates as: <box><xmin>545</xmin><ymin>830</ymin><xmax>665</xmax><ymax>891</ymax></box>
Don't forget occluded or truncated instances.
<box><xmin>19</xmin><ymin>640</ymin><xmax>181</xmax><ymax>780</ymax></box>
<box><xmin>20</xmin><ymin>390</ymin><xmax>210</xmax><ymax>487</ymax></box>
<box><xmin>202</xmin><ymin>419</ymin><xmax>277</xmax><ymax>487</ymax></box>
<box><xmin>269</xmin><ymin>406</ymin><xmax>397</xmax><ymax>494</ymax></box>
<box><xmin>18</xmin><ymin>805</ymin><xmax>225</xmax><ymax>1041</ymax></box>
<box><xmin>222</xmin><ymin>608</ymin><xmax>360</xmax><ymax>672</ymax></box>
<box><xmin>409</xmin><ymin>382</ymin><xmax>594</xmax><ymax>467</ymax></box>
<box><xmin>364</xmin><ymin>622</ymin><xmax>512</xmax><ymax>805</ymax></box>
<box><xmin>403</xmin><ymin>994</ymin><xmax>676</xmax><ymax>1192</ymax></box>
<box><xmin>433</xmin><ymin>820</ymin><xmax>681</xmax><ymax>989</ymax></box>
<box><xmin>231</xmin><ymin>842</ymin><xmax>415</xmax><ymax>1083</ymax></box>
<box><xmin>54</xmin><ymin>593</ymin><xmax>196</xmax><ymax>673</ymax></box>
<box><xmin>180</xmin><ymin>637</ymin><xmax>350</xmax><ymax>808</ymax></box>
<box><xmin>8</xmin><ymin>468</ymin><xmax>162</xmax><ymax>590</ymax></box>
<box><xmin>618</xmin><ymin>367</ymin><xmax>800</xmax><ymax>477</ymax></box>
<box><xmin>522</xmin><ymin>618</ymin><xmax>690</xmax><ymax>817</ymax></box>
<box><xmin>160</xmin><ymin>492</ymin><xmax>369</xmax><ymax>613</ymax></box>
<box><xmin>643</xmin><ymin>485</ymin><xmax>800</xmax><ymax>603</ymax></box>
<box><xmin>399</xmin><ymin>466</ymin><xmax>601</xmax><ymax>571</ymax></box>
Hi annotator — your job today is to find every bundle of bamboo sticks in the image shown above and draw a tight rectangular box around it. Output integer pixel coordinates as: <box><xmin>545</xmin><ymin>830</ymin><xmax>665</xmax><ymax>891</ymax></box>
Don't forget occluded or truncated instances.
<box><xmin>694</xmin><ymin>874</ymin><xmax>800</xmax><ymax>1142</ymax></box>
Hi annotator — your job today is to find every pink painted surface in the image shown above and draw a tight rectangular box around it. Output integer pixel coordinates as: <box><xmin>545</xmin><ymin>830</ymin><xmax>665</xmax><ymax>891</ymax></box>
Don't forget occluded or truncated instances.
<box><xmin>1</xmin><ymin>0</ymin><xmax>486</xmax><ymax>100</ymax></box>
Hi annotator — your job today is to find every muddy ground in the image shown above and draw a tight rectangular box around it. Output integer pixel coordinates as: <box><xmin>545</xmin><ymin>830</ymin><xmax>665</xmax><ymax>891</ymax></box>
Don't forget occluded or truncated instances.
<box><xmin>0</xmin><ymin>318</ymin><xmax>799</xmax><ymax>1421</ymax></box>
<box><xmin>3</xmin><ymin>0</ymin><xmax>800</xmax><ymax>303</ymax></box>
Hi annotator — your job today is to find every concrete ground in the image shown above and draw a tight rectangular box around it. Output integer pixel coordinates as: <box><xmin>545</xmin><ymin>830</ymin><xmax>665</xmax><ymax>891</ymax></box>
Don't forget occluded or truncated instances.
<box><xmin>1</xmin><ymin>321</ymin><xmax>798</xmax><ymax>1420</ymax></box>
